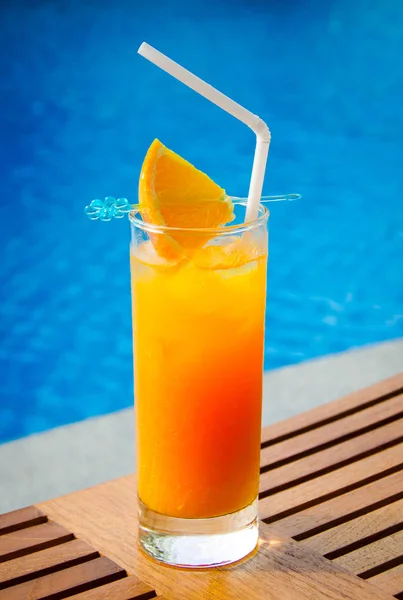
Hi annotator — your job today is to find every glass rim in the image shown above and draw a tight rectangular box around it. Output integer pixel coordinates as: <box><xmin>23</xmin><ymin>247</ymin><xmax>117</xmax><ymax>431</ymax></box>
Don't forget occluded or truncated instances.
<box><xmin>128</xmin><ymin>199</ymin><xmax>269</xmax><ymax>235</ymax></box>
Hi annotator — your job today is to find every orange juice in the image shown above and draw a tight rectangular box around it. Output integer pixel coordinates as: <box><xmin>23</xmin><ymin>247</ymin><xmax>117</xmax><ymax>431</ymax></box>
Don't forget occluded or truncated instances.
<box><xmin>131</xmin><ymin>235</ymin><xmax>267</xmax><ymax>519</ymax></box>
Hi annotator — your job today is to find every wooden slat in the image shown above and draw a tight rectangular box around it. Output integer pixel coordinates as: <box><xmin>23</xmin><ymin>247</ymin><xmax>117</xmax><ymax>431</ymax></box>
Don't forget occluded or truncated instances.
<box><xmin>0</xmin><ymin>521</ymin><xmax>73</xmax><ymax>564</ymax></box>
<box><xmin>260</xmin><ymin>443</ymin><xmax>403</xmax><ymax>522</ymax></box>
<box><xmin>70</xmin><ymin>575</ymin><xmax>157</xmax><ymax>599</ymax></box>
<box><xmin>261</xmin><ymin>372</ymin><xmax>403</xmax><ymax>445</ymax></box>
<box><xmin>259</xmin><ymin>419</ymin><xmax>403</xmax><ymax>496</ymax></box>
<box><xmin>333</xmin><ymin>529</ymin><xmax>403</xmax><ymax>576</ymax></box>
<box><xmin>0</xmin><ymin>507</ymin><xmax>46</xmax><ymax>535</ymax></box>
<box><xmin>0</xmin><ymin>538</ymin><xmax>98</xmax><ymax>589</ymax></box>
<box><xmin>299</xmin><ymin>497</ymin><xmax>403</xmax><ymax>557</ymax></box>
<box><xmin>0</xmin><ymin>556</ymin><xmax>126</xmax><ymax>600</ymax></box>
<box><xmin>266</xmin><ymin>469</ymin><xmax>403</xmax><ymax>539</ymax></box>
<box><xmin>369</xmin><ymin>563</ymin><xmax>403</xmax><ymax>597</ymax></box>
<box><xmin>260</xmin><ymin>394</ymin><xmax>403</xmax><ymax>470</ymax></box>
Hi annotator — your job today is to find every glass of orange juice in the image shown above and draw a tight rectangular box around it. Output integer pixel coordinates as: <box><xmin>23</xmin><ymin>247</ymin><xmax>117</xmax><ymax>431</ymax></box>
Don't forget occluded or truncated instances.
<box><xmin>130</xmin><ymin>199</ymin><xmax>269</xmax><ymax>567</ymax></box>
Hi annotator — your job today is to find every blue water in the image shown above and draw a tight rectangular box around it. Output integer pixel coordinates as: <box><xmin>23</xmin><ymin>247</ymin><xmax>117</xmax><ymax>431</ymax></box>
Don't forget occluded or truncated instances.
<box><xmin>1</xmin><ymin>0</ymin><xmax>402</xmax><ymax>443</ymax></box>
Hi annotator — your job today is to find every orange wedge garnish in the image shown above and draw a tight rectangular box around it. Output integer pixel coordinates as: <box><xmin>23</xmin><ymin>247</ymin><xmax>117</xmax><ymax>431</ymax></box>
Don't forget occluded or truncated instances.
<box><xmin>138</xmin><ymin>139</ymin><xmax>233</xmax><ymax>258</ymax></box>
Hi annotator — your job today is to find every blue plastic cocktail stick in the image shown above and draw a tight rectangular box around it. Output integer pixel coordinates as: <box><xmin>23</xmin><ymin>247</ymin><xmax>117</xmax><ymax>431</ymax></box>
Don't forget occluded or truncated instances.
<box><xmin>84</xmin><ymin>193</ymin><xmax>301</xmax><ymax>221</ymax></box>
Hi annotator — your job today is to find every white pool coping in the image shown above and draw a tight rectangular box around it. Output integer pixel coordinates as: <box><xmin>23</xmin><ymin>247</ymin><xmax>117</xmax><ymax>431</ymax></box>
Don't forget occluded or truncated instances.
<box><xmin>1</xmin><ymin>338</ymin><xmax>402</xmax><ymax>513</ymax></box>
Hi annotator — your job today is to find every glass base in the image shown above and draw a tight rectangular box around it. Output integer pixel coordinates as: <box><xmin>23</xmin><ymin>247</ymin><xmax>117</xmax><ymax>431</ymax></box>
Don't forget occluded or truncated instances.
<box><xmin>138</xmin><ymin>497</ymin><xmax>259</xmax><ymax>568</ymax></box>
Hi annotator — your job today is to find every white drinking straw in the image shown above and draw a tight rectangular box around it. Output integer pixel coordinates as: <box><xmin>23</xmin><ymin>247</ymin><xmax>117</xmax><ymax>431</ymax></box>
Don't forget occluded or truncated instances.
<box><xmin>138</xmin><ymin>42</ymin><xmax>271</xmax><ymax>222</ymax></box>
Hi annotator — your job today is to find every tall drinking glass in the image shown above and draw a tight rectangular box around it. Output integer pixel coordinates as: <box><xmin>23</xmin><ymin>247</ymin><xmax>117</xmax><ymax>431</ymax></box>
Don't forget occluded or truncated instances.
<box><xmin>130</xmin><ymin>200</ymin><xmax>269</xmax><ymax>567</ymax></box>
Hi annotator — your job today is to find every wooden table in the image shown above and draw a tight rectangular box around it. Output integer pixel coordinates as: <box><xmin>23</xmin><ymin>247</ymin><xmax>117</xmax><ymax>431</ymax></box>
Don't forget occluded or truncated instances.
<box><xmin>1</xmin><ymin>373</ymin><xmax>402</xmax><ymax>599</ymax></box>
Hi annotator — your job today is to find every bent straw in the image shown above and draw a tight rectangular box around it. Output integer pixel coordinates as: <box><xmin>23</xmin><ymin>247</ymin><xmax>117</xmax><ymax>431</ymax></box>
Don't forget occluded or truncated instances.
<box><xmin>138</xmin><ymin>42</ymin><xmax>271</xmax><ymax>222</ymax></box>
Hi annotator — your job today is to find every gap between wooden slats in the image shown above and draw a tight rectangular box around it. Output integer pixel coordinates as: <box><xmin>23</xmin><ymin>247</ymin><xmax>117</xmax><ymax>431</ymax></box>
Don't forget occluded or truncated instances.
<box><xmin>261</xmin><ymin>373</ymin><xmax>403</xmax><ymax>448</ymax></box>
<box><xmin>298</xmin><ymin>497</ymin><xmax>403</xmax><ymax>559</ymax></box>
<box><xmin>260</xmin><ymin>442</ymin><xmax>403</xmax><ymax>523</ymax></box>
<box><xmin>0</xmin><ymin>539</ymin><xmax>99</xmax><ymax>589</ymax></box>
<box><xmin>0</xmin><ymin>507</ymin><xmax>47</xmax><ymax>536</ymax></box>
<box><xmin>369</xmin><ymin>563</ymin><xmax>403</xmax><ymax>599</ymax></box>
<box><xmin>260</xmin><ymin>418</ymin><xmax>403</xmax><ymax>498</ymax></box>
<box><xmin>65</xmin><ymin>575</ymin><xmax>157</xmax><ymax>600</ymax></box>
<box><xmin>0</xmin><ymin>521</ymin><xmax>74</xmax><ymax>564</ymax></box>
<box><xmin>332</xmin><ymin>529</ymin><xmax>403</xmax><ymax>578</ymax></box>
<box><xmin>268</xmin><ymin>470</ymin><xmax>403</xmax><ymax>540</ymax></box>
<box><xmin>0</xmin><ymin>556</ymin><xmax>126</xmax><ymax>600</ymax></box>
<box><xmin>260</xmin><ymin>394</ymin><xmax>403</xmax><ymax>472</ymax></box>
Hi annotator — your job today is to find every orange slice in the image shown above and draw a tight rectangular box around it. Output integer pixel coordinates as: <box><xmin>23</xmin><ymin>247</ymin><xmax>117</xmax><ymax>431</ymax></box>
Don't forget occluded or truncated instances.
<box><xmin>138</xmin><ymin>139</ymin><xmax>233</xmax><ymax>258</ymax></box>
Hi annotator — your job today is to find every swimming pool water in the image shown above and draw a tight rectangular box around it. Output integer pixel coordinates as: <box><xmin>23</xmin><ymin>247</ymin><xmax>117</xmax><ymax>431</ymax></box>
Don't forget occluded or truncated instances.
<box><xmin>1</xmin><ymin>0</ymin><xmax>402</xmax><ymax>443</ymax></box>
